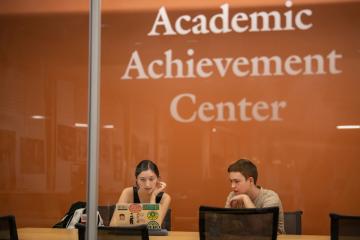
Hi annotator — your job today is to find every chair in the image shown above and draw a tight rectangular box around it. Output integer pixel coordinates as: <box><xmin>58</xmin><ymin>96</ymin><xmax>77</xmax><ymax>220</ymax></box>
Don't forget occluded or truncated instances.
<box><xmin>98</xmin><ymin>205</ymin><xmax>116</xmax><ymax>226</ymax></box>
<box><xmin>330</xmin><ymin>213</ymin><xmax>360</xmax><ymax>240</ymax></box>
<box><xmin>76</xmin><ymin>223</ymin><xmax>149</xmax><ymax>240</ymax></box>
<box><xmin>199</xmin><ymin>206</ymin><xmax>279</xmax><ymax>240</ymax></box>
<box><xmin>0</xmin><ymin>215</ymin><xmax>18</xmax><ymax>240</ymax></box>
<box><xmin>162</xmin><ymin>208</ymin><xmax>171</xmax><ymax>231</ymax></box>
<box><xmin>284</xmin><ymin>210</ymin><xmax>303</xmax><ymax>235</ymax></box>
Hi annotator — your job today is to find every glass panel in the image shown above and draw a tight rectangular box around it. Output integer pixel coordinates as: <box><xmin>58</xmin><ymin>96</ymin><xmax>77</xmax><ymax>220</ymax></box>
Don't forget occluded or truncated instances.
<box><xmin>98</xmin><ymin>1</ymin><xmax>360</xmax><ymax>235</ymax></box>
<box><xmin>0</xmin><ymin>3</ymin><xmax>88</xmax><ymax>228</ymax></box>
<box><xmin>1</xmin><ymin>1</ymin><xmax>359</xmax><ymax>236</ymax></box>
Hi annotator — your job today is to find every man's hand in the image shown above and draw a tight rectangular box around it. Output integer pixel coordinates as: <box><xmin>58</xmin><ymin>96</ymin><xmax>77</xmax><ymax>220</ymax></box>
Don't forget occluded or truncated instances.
<box><xmin>229</xmin><ymin>194</ymin><xmax>255</xmax><ymax>208</ymax></box>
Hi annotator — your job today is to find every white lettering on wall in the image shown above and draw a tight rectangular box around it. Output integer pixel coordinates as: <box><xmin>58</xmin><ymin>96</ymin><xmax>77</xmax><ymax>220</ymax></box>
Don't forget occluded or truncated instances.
<box><xmin>148</xmin><ymin>6</ymin><xmax>176</xmax><ymax>36</ymax></box>
<box><xmin>170</xmin><ymin>93</ymin><xmax>196</xmax><ymax>123</ymax></box>
<box><xmin>121</xmin><ymin>49</ymin><xmax>343</xmax><ymax>80</ymax></box>
<box><xmin>148</xmin><ymin>2</ymin><xmax>313</xmax><ymax>36</ymax></box>
<box><xmin>170</xmin><ymin>93</ymin><xmax>287</xmax><ymax>123</ymax></box>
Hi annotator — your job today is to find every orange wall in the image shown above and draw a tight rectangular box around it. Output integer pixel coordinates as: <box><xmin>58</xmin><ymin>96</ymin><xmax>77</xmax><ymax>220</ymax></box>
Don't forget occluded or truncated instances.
<box><xmin>0</xmin><ymin>1</ymin><xmax>359</xmax><ymax>235</ymax></box>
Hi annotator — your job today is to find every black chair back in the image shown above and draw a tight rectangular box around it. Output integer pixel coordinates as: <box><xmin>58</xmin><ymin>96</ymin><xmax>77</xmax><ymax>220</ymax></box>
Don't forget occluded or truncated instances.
<box><xmin>199</xmin><ymin>206</ymin><xmax>279</xmax><ymax>240</ymax></box>
<box><xmin>330</xmin><ymin>213</ymin><xmax>360</xmax><ymax>240</ymax></box>
<box><xmin>0</xmin><ymin>215</ymin><xmax>18</xmax><ymax>240</ymax></box>
<box><xmin>162</xmin><ymin>208</ymin><xmax>171</xmax><ymax>231</ymax></box>
<box><xmin>284</xmin><ymin>210</ymin><xmax>303</xmax><ymax>235</ymax></box>
<box><xmin>76</xmin><ymin>223</ymin><xmax>149</xmax><ymax>240</ymax></box>
<box><xmin>98</xmin><ymin>205</ymin><xmax>116</xmax><ymax>226</ymax></box>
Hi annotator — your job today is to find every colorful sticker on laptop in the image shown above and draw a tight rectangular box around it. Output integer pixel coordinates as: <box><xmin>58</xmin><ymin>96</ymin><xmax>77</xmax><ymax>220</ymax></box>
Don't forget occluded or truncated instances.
<box><xmin>117</xmin><ymin>205</ymin><xmax>128</xmax><ymax>210</ymax></box>
<box><xmin>118</xmin><ymin>213</ymin><xmax>126</xmax><ymax>221</ymax></box>
<box><xmin>136</xmin><ymin>213</ymin><xmax>146</xmax><ymax>224</ymax></box>
<box><xmin>147</xmin><ymin>221</ymin><xmax>160</xmax><ymax>230</ymax></box>
<box><xmin>129</xmin><ymin>204</ymin><xmax>142</xmax><ymax>213</ymax></box>
<box><xmin>143</xmin><ymin>204</ymin><xmax>160</xmax><ymax>210</ymax></box>
<box><xmin>147</xmin><ymin>211</ymin><xmax>159</xmax><ymax>220</ymax></box>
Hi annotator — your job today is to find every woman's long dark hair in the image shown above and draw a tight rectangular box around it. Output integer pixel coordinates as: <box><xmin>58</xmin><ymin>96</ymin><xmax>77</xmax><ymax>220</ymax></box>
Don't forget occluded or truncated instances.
<box><xmin>135</xmin><ymin>160</ymin><xmax>160</xmax><ymax>178</ymax></box>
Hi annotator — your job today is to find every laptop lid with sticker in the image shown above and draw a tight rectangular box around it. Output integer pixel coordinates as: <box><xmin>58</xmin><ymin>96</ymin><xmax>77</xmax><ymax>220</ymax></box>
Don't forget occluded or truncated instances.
<box><xmin>111</xmin><ymin>203</ymin><xmax>162</xmax><ymax>230</ymax></box>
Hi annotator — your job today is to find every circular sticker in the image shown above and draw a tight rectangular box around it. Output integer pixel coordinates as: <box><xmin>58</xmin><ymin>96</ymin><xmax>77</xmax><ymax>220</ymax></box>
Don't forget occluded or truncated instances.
<box><xmin>147</xmin><ymin>211</ymin><xmax>159</xmax><ymax>220</ymax></box>
<box><xmin>147</xmin><ymin>221</ymin><xmax>160</xmax><ymax>230</ymax></box>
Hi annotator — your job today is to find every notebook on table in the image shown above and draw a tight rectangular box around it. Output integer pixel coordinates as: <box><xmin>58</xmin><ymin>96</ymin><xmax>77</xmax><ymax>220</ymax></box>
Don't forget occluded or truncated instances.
<box><xmin>110</xmin><ymin>203</ymin><xmax>168</xmax><ymax>236</ymax></box>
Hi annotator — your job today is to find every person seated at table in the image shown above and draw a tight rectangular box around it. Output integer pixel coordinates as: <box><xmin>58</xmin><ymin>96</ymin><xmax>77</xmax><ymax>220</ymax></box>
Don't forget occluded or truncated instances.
<box><xmin>110</xmin><ymin>159</ymin><xmax>171</xmax><ymax>226</ymax></box>
<box><xmin>225</xmin><ymin>159</ymin><xmax>285</xmax><ymax>234</ymax></box>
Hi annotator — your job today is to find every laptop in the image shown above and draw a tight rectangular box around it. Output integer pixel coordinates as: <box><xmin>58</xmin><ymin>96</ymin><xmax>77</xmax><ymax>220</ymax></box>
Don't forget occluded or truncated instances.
<box><xmin>110</xmin><ymin>203</ymin><xmax>168</xmax><ymax>235</ymax></box>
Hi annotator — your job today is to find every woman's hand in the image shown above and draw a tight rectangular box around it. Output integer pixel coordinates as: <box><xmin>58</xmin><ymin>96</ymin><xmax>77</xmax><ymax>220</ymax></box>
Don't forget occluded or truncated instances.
<box><xmin>153</xmin><ymin>181</ymin><xmax>166</xmax><ymax>195</ymax></box>
<box><xmin>155</xmin><ymin>181</ymin><xmax>166</xmax><ymax>195</ymax></box>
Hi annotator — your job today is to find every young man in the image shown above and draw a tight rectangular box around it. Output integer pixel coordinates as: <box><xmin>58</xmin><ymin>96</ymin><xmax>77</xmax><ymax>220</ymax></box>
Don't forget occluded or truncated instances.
<box><xmin>225</xmin><ymin>159</ymin><xmax>285</xmax><ymax>234</ymax></box>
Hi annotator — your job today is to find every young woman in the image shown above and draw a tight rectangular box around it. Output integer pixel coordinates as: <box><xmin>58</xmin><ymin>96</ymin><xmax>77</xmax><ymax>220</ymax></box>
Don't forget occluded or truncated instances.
<box><xmin>110</xmin><ymin>160</ymin><xmax>171</xmax><ymax>226</ymax></box>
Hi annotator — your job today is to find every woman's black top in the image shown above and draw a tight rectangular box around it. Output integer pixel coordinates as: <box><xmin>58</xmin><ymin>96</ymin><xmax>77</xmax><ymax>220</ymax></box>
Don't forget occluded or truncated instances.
<box><xmin>133</xmin><ymin>186</ymin><xmax>164</xmax><ymax>203</ymax></box>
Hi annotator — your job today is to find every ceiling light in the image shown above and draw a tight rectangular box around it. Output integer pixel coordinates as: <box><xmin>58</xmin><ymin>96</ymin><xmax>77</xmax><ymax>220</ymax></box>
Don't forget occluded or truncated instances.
<box><xmin>336</xmin><ymin>125</ymin><xmax>360</xmax><ymax>129</ymax></box>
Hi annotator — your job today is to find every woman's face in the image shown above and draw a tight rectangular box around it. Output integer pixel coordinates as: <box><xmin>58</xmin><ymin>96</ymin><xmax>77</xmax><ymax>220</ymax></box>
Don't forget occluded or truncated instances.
<box><xmin>136</xmin><ymin>169</ymin><xmax>158</xmax><ymax>194</ymax></box>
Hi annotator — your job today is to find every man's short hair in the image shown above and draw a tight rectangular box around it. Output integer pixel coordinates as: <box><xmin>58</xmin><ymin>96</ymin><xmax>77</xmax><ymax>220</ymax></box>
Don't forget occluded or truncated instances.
<box><xmin>228</xmin><ymin>159</ymin><xmax>258</xmax><ymax>184</ymax></box>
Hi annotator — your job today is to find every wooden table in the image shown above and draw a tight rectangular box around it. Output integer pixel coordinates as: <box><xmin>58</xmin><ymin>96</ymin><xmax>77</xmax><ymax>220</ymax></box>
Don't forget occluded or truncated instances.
<box><xmin>18</xmin><ymin>228</ymin><xmax>78</xmax><ymax>240</ymax></box>
<box><xmin>18</xmin><ymin>228</ymin><xmax>330</xmax><ymax>240</ymax></box>
<box><xmin>153</xmin><ymin>232</ymin><xmax>330</xmax><ymax>240</ymax></box>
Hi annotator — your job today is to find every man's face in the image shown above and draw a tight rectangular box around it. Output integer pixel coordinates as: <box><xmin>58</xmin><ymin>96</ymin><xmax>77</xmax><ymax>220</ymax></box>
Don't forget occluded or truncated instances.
<box><xmin>229</xmin><ymin>171</ymin><xmax>251</xmax><ymax>195</ymax></box>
